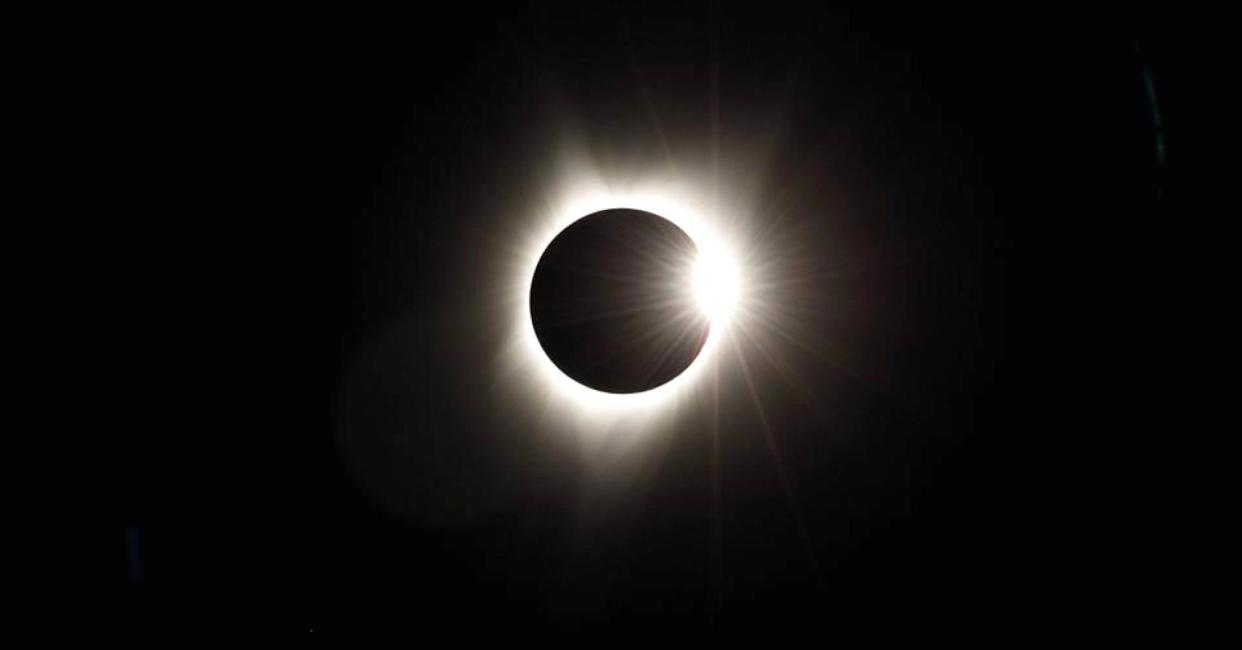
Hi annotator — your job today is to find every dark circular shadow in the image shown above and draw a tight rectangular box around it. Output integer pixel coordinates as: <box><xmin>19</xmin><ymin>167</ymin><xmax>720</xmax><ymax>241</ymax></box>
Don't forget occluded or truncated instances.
<box><xmin>530</xmin><ymin>208</ymin><xmax>709</xmax><ymax>393</ymax></box>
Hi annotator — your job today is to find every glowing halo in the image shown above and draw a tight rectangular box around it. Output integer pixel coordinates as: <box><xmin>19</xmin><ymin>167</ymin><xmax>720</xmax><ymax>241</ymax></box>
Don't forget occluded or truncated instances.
<box><xmin>494</xmin><ymin>166</ymin><xmax>748</xmax><ymax>445</ymax></box>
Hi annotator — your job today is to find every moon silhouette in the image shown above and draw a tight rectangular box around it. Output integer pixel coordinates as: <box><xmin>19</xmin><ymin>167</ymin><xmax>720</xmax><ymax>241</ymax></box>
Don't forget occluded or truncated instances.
<box><xmin>529</xmin><ymin>208</ymin><xmax>710</xmax><ymax>393</ymax></box>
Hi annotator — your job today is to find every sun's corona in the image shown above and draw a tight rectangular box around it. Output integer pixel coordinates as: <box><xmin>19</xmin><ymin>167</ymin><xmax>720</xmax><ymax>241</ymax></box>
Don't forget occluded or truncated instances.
<box><xmin>498</xmin><ymin>173</ymin><xmax>747</xmax><ymax>440</ymax></box>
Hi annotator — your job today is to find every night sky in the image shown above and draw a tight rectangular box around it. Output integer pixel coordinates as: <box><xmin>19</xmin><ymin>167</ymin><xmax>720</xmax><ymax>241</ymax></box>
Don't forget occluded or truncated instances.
<box><xmin>116</xmin><ymin>3</ymin><xmax>1171</xmax><ymax>635</ymax></box>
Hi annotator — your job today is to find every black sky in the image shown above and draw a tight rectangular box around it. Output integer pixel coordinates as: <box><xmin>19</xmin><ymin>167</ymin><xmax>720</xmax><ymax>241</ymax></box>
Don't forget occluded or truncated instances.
<box><xmin>118</xmin><ymin>2</ymin><xmax>1171</xmax><ymax>636</ymax></box>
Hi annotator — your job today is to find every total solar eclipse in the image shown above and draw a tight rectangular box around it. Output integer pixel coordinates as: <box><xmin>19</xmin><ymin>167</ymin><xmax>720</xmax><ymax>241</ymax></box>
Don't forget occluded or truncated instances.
<box><xmin>529</xmin><ymin>208</ymin><xmax>711</xmax><ymax>393</ymax></box>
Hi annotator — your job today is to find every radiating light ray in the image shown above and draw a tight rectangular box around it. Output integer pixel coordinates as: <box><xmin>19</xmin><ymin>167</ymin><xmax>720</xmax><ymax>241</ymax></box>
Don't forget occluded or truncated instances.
<box><xmin>729</xmin><ymin>332</ymin><xmax>824</xmax><ymax>587</ymax></box>
<box><xmin>708</xmin><ymin>333</ymin><xmax>724</xmax><ymax>619</ymax></box>
<box><xmin>732</xmin><ymin>320</ymin><xmax>820</xmax><ymax>411</ymax></box>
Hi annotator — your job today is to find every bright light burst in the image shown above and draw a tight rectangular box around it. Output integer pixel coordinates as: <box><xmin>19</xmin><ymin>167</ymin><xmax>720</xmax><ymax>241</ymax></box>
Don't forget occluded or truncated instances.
<box><xmin>692</xmin><ymin>248</ymin><xmax>740</xmax><ymax>327</ymax></box>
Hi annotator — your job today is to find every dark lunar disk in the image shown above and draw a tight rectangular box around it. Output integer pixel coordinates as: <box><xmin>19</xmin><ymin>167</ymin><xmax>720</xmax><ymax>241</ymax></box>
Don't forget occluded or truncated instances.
<box><xmin>530</xmin><ymin>208</ymin><xmax>710</xmax><ymax>393</ymax></box>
